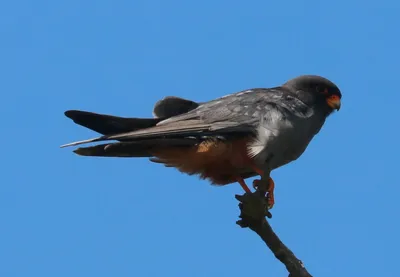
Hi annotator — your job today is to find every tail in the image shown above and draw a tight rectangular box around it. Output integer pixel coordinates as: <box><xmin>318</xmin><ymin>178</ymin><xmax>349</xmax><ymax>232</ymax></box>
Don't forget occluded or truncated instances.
<box><xmin>64</xmin><ymin>110</ymin><xmax>162</xmax><ymax>135</ymax></box>
<box><xmin>64</xmin><ymin>96</ymin><xmax>200</xmax><ymax>135</ymax></box>
<box><xmin>61</xmin><ymin>97</ymin><xmax>251</xmax><ymax>158</ymax></box>
<box><xmin>62</xmin><ymin>108</ymin><xmax>202</xmax><ymax>157</ymax></box>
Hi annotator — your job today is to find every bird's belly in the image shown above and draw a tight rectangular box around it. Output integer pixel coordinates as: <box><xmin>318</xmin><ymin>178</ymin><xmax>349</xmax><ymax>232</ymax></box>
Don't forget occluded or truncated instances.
<box><xmin>150</xmin><ymin>137</ymin><xmax>256</xmax><ymax>185</ymax></box>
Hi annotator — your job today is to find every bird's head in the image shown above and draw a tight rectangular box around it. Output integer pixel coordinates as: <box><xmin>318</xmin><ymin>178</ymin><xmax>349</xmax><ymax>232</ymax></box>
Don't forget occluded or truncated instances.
<box><xmin>283</xmin><ymin>75</ymin><xmax>342</xmax><ymax>115</ymax></box>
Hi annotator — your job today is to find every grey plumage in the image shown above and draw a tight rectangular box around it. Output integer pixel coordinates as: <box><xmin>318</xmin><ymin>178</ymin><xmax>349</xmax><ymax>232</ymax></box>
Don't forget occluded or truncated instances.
<box><xmin>62</xmin><ymin>75</ymin><xmax>341</xmax><ymax>183</ymax></box>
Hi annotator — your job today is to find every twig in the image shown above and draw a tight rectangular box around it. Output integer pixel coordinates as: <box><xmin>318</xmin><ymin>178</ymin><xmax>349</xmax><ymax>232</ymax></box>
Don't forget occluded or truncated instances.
<box><xmin>235</xmin><ymin>191</ymin><xmax>313</xmax><ymax>277</ymax></box>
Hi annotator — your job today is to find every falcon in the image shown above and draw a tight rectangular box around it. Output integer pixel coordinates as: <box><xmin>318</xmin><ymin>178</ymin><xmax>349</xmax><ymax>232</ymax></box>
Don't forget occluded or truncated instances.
<box><xmin>61</xmin><ymin>75</ymin><xmax>342</xmax><ymax>209</ymax></box>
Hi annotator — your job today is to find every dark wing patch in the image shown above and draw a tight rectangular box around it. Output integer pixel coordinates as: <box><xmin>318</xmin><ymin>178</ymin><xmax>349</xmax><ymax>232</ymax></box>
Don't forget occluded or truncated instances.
<box><xmin>152</xmin><ymin>96</ymin><xmax>200</xmax><ymax>118</ymax></box>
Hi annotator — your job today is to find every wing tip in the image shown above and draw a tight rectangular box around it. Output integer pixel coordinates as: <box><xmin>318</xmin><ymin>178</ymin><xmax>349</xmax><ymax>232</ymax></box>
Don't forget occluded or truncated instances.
<box><xmin>73</xmin><ymin>148</ymin><xmax>91</xmax><ymax>156</ymax></box>
<box><xmin>60</xmin><ymin>142</ymin><xmax>77</xmax><ymax>148</ymax></box>
<box><xmin>59</xmin><ymin>137</ymin><xmax>103</xmax><ymax>148</ymax></box>
<box><xmin>64</xmin><ymin>110</ymin><xmax>79</xmax><ymax>119</ymax></box>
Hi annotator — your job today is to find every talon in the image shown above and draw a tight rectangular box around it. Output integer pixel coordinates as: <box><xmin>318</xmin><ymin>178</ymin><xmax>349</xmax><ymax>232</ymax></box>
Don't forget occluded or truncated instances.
<box><xmin>252</xmin><ymin>179</ymin><xmax>261</xmax><ymax>190</ymax></box>
<box><xmin>252</xmin><ymin>178</ymin><xmax>269</xmax><ymax>193</ymax></box>
<box><xmin>266</xmin><ymin>192</ymin><xmax>275</xmax><ymax>209</ymax></box>
<box><xmin>266</xmin><ymin>178</ymin><xmax>275</xmax><ymax>209</ymax></box>
<box><xmin>253</xmin><ymin>177</ymin><xmax>276</xmax><ymax>209</ymax></box>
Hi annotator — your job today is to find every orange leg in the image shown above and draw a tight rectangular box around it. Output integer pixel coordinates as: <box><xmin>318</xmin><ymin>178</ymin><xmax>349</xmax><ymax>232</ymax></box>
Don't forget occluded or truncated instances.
<box><xmin>236</xmin><ymin>177</ymin><xmax>251</xmax><ymax>193</ymax></box>
<box><xmin>252</xmin><ymin>167</ymin><xmax>264</xmax><ymax>176</ymax></box>
<box><xmin>250</xmin><ymin>165</ymin><xmax>276</xmax><ymax>209</ymax></box>
<box><xmin>266</xmin><ymin>178</ymin><xmax>275</xmax><ymax>209</ymax></box>
<box><xmin>252</xmin><ymin>178</ymin><xmax>275</xmax><ymax>209</ymax></box>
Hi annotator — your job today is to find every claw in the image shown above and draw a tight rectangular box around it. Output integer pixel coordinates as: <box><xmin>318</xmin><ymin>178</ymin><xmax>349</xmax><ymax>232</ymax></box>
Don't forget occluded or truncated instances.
<box><xmin>252</xmin><ymin>179</ymin><xmax>268</xmax><ymax>192</ymax></box>
<box><xmin>266</xmin><ymin>191</ymin><xmax>275</xmax><ymax>209</ymax></box>
<box><xmin>252</xmin><ymin>177</ymin><xmax>275</xmax><ymax>209</ymax></box>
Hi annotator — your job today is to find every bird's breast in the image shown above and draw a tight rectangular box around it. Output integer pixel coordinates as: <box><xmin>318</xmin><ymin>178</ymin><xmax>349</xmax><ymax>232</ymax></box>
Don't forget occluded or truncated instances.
<box><xmin>252</xmin><ymin>114</ymin><xmax>325</xmax><ymax>170</ymax></box>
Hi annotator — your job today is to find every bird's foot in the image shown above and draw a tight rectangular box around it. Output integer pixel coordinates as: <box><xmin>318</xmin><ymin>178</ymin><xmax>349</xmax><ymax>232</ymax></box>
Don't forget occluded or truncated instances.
<box><xmin>253</xmin><ymin>178</ymin><xmax>275</xmax><ymax>210</ymax></box>
<box><xmin>235</xmin><ymin>191</ymin><xmax>272</xmax><ymax>226</ymax></box>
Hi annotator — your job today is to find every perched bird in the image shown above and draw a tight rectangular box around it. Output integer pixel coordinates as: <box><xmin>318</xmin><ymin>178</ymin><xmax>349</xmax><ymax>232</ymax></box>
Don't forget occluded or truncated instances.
<box><xmin>61</xmin><ymin>75</ymin><xmax>342</xmax><ymax>209</ymax></box>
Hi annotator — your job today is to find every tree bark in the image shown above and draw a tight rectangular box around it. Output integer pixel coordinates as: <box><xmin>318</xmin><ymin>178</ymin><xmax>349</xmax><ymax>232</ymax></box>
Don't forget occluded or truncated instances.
<box><xmin>236</xmin><ymin>191</ymin><xmax>313</xmax><ymax>277</ymax></box>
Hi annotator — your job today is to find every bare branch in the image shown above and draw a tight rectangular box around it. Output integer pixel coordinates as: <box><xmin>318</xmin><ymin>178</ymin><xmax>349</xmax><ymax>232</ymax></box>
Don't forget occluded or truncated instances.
<box><xmin>235</xmin><ymin>191</ymin><xmax>313</xmax><ymax>277</ymax></box>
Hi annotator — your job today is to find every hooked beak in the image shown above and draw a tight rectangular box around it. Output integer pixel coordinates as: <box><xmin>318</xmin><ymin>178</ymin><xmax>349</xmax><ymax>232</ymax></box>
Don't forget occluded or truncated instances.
<box><xmin>326</xmin><ymin>95</ymin><xmax>341</xmax><ymax>111</ymax></box>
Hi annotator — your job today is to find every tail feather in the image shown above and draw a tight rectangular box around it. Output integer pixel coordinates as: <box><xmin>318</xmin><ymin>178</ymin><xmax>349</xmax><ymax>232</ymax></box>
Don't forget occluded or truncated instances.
<box><xmin>65</xmin><ymin>110</ymin><xmax>162</xmax><ymax>135</ymax></box>
<box><xmin>73</xmin><ymin>138</ymin><xmax>198</xmax><ymax>157</ymax></box>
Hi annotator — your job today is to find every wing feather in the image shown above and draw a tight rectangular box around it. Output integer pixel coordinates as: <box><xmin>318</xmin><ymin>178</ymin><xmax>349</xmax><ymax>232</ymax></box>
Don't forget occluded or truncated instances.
<box><xmin>62</xmin><ymin>87</ymin><xmax>313</xmax><ymax>149</ymax></box>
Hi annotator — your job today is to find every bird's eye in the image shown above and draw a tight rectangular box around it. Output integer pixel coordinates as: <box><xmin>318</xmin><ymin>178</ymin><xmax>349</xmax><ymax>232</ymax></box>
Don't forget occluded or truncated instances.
<box><xmin>321</xmin><ymin>88</ymin><xmax>329</xmax><ymax>95</ymax></box>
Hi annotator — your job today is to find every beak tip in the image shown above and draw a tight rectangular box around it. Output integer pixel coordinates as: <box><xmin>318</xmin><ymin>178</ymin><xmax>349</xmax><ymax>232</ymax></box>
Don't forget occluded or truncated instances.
<box><xmin>326</xmin><ymin>96</ymin><xmax>341</xmax><ymax>111</ymax></box>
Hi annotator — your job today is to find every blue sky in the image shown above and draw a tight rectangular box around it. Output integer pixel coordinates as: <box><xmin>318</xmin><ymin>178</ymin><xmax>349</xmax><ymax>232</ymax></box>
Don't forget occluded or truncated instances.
<box><xmin>1</xmin><ymin>0</ymin><xmax>399</xmax><ymax>276</ymax></box>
